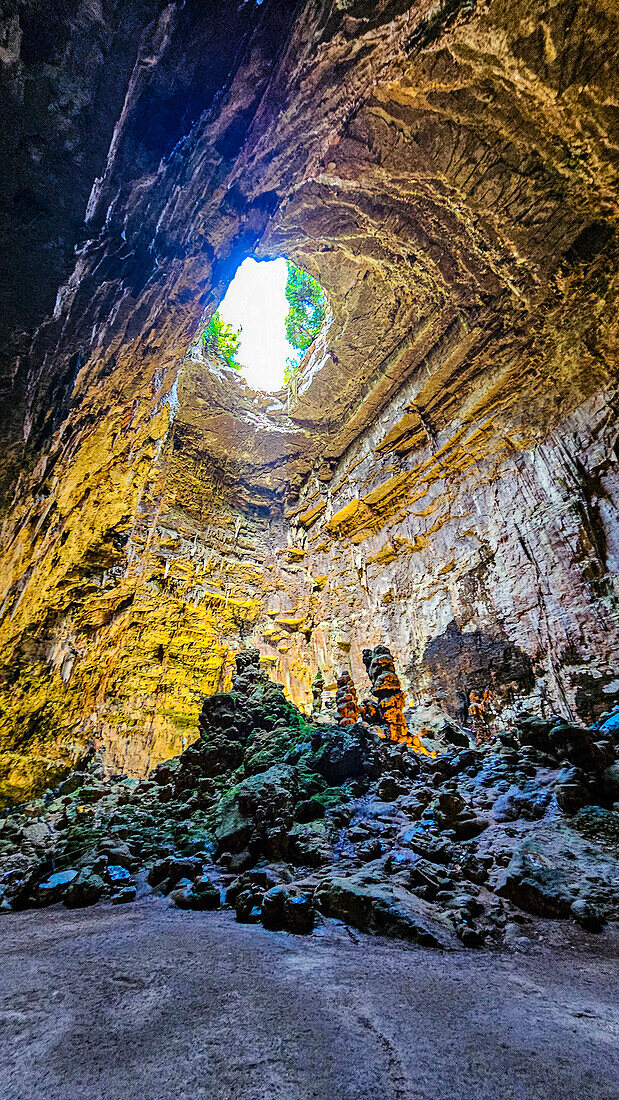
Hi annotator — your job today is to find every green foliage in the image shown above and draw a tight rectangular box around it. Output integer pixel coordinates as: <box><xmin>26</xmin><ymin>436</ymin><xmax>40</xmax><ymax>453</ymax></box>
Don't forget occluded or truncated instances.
<box><xmin>202</xmin><ymin>310</ymin><xmax>242</xmax><ymax>370</ymax></box>
<box><xmin>283</xmin><ymin>353</ymin><xmax>302</xmax><ymax>386</ymax></box>
<box><xmin>284</xmin><ymin>261</ymin><xmax>327</xmax><ymax>354</ymax></box>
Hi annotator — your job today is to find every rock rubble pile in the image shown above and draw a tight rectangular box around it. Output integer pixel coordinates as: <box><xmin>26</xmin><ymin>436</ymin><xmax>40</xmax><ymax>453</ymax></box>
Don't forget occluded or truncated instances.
<box><xmin>1</xmin><ymin>653</ymin><xmax>618</xmax><ymax>949</ymax></box>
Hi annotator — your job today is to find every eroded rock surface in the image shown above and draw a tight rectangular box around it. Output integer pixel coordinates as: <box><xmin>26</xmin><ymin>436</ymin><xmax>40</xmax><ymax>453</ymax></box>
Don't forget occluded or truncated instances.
<box><xmin>0</xmin><ymin>0</ymin><xmax>617</xmax><ymax>803</ymax></box>
<box><xmin>2</xmin><ymin>655</ymin><xmax>617</xmax><ymax>951</ymax></box>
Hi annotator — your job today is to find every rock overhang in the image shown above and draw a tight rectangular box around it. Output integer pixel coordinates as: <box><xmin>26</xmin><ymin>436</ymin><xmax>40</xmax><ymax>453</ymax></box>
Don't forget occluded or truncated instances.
<box><xmin>0</xmin><ymin>0</ymin><xmax>617</xmax><ymax>797</ymax></box>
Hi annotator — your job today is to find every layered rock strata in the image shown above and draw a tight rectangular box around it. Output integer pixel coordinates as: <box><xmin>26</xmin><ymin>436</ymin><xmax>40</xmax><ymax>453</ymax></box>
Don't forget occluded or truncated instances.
<box><xmin>0</xmin><ymin>1</ymin><xmax>618</xmax><ymax>797</ymax></box>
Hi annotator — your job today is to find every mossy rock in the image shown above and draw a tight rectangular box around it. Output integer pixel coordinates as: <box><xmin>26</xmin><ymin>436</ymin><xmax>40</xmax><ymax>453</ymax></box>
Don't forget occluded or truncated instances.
<box><xmin>288</xmin><ymin>820</ymin><xmax>332</xmax><ymax>866</ymax></box>
<box><xmin>295</xmin><ymin>763</ymin><xmax>327</xmax><ymax>799</ymax></box>
<box><xmin>311</xmin><ymin>787</ymin><xmax>350</xmax><ymax>811</ymax></box>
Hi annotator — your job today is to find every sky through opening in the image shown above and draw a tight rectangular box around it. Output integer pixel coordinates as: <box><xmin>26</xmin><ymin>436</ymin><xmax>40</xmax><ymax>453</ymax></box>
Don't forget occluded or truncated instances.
<box><xmin>217</xmin><ymin>257</ymin><xmax>295</xmax><ymax>391</ymax></box>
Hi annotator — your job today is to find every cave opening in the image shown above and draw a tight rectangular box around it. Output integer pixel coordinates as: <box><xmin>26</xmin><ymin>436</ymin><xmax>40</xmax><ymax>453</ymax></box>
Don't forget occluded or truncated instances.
<box><xmin>198</xmin><ymin>256</ymin><xmax>328</xmax><ymax>393</ymax></box>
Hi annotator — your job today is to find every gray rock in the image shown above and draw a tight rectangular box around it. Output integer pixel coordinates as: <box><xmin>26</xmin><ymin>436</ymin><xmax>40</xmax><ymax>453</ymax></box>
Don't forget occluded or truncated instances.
<box><xmin>235</xmin><ymin>887</ymin><xmax>263</xmax><ymax>923</ymax></box>
<box><xmin>37</xmin><ymin>868</ymin><xmax>78</xmax><ymax>903</ymax></box>
<box><xmin>305</xmin><ymin>724</ymin><xmax>374</xmax><ymax>784</ymax></box>
<box><xmin>112</xmin><ymin>885</ymin><xmax>137</xmax><ymax>904</ymax></box>
<box><xmin>167</xmin><ymin>878</ymin><xmax>194</xmax><ymax>908</ymax></box>
<box><xmin>397</xmin><ymin>827</ymin><xmax>453</xmax><ymax>864</ymax></box>
<box><xmin>570</xmin><ymin>898</ymin><xmax>604</xmax><ymax>932</ymax></box>
<box><xmin>493</xmin><ymin>784</ymin><xmax>552</xmax><ymax>822</ymax></box>
<box><xmin>189</xmin><ymin>875</ymin><xmax>221</xmax><ymax>909</ymax></box>
<box><xmin>314</xmin><ymin>872</ymin><xmax>456</xmax><ymax>948</ymax></box>
<box><xmin>288</xmin><ymin>821</ymin><xmax>332</xmax><ymax>867</ymax></box>
<box><xmin>64</xmin><ymin>870</ymin><xmax>106</xmax><ymax>909</ymax></box>
<box><xmin>107</xmin><ymin>864</ymin><xmax>131</xmax><ymax>883</ymax></box>
<box><xmin>261</xmin><ymin>885</ymin><xmax>315</xmax><ymax>933</ymax></box>
<box><xmin>376</xmin><ymin>774</ymin><xmax>407</xmax><ymax>802</ymax></box>
<box><xmin>294</xmin><ymin>798</ymin><xmax>325</xmax><ymax>823</ymax></box>
<box><xmin>494</xmin><ymin>821</ymin><xmax>619</xmax><ymax>920</ymax></box>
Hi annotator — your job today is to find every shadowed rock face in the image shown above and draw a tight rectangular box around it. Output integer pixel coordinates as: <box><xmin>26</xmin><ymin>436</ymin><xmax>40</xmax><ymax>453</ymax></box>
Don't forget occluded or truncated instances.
<box><xmin>0</xmin><ymin>0</ymin><xmax>163</xmax><ymax>394</ymax></box>
<box><xmin>0</xmin><ymin>0</ymin><xmax>618</xmax><ymax>798</ymax></box>
<box><xmin>418</xmin><ymin>622</ymin><xmax>535</xmax><ymax>723</ymax></box>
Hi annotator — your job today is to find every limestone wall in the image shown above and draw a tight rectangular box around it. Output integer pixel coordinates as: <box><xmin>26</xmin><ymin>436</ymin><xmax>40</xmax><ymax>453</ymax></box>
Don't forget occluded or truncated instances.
<box><xmin>0</xmin><ymin>0</ymin><xmax>618</xmax><ymax>800</ymax></box>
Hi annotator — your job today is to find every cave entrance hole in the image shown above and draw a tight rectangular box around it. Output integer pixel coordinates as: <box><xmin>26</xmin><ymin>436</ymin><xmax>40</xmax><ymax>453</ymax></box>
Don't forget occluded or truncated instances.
<box><xmin>201</xmin><ymin>256</ymin><xmax>328</xmax><ymax>393</ymax></box>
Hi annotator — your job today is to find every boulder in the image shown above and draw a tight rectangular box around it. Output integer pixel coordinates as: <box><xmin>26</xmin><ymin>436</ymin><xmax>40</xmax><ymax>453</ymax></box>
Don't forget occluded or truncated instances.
<box><xmin>107</xmin><ymin>864</ymin><xmax>131</xmax><ymax>884</ymax></box>
<box><xmin>37</xmin><ymin>867</ymin><xmax>78</xmax><ymax>904</ymax></box>
<box><xmin>112</xmin><ymin>885</ymin><xmax>137</xmax><ymax>904</ymax></box>
<box><xmin>236</xmin><ymin>764</ymin><xmax>298</xmax><ymax>818</ymax></box>
<box><xmin>385</xmin><ymin>849</ymin><xmax>453</xmax><ymax>897</ymax></box>
<box><xmin>404</xmin><ymin>702</ymin><xmax>471</xmax><ymax>753</ymax></box>
<box><xmin>357</xmin><ymin>838</ymin><xmax>383</xmax><ymax>861</ymax></box>
<box><xmin>213</xmin><ymin>802</ymin><xmax>253</xmax><ymax>856</ymax></box>
<box><xmin>197</xmin><ymin>734</ymin><xmax>245</xmax><ymax>777</ymax></box>
<box><xmin>288</xmin><ymin>821</ymin><xmax>332</xmax><ymax>867</ymax></box>
<box><xmin>98</xmin><ymin>841</ymin><xmax>138</xmax><ymax>870</ymax></box>
<box><xmin>167</xmin><ymin>878</ymin><xmax>194</xmax><ymax>909</ymax></box>
<box><xmin>570</xmin><ymin>806</ymin><xmax>619</xmax><ymax>852</ymax></box>
<box><xmin>261</xmin><ymin>885</ymin><xmax>315</xmax><ymax>933</ymax></box>
<box><xmin>171</xmin><ymin>875</ymin><xmax>220</xmax><ymax>911</ymax></box>
<box><xmin>514</xmin><ymin>716</ymin><xmax>555</xmax><ymax>752</ymax></box>
<box><xmin>548</xmin><ymin>723</ymin><xmax>613</xmax><ymax>771</ymax></box>
<box><xmin>376</xmin><ymin>774</ymin><xmax>408</xmax><ymax>802</ymax></box>
<box><xmin>397</xmin><ymin>826</ymin><xmax>454</xmax><ymax>864</ymax></box>
<box><xmin>294</xmin><ymin>798</ymin><xmax>326</xmax><ymax>823</ymax></box>
<box><xmin>594</xmin><ymin>707</ymin><xmax>619</xmax><ymax>744</ymax></box>
<box><xmin>234</xmin><ymin>887</ymin><xmax>263</xmax><ymax>923</ymax></box>
<box><xmin>430</xmin><ymin>790</ymin><xmax>488</xmax><ymax>839</ymax></box>
<box><xmin>148</xmin><ymin>856</ymin><xmax>202</xmax><ymax>889</ymax></box>
<box><xmin>76</xmin><ymin>782</ymin><xmax>108</xmax><ymax>804</ymax></box>
<box><xmin>54</xmin><ymin>771</ymin><xmax>91</xmax><ymax>797</ymax></box>
<box><xmin>494</xmin><ymin>821</ymin><xmax>619</xmax><ymax>921</ymax></box>
<box><xmin>492</xmin><ymin>784</ymin><xmax>552</xmax><ymax>822</ymax></box>
<box><xmin>570</xmin><ymin>898</ymin><xmax>605</xmax><ymax>932</ymax></box>
<box><xmin>214</xmin><ymin>764</ymin><xmax>299</xmax><ymax>857</ymax></box>
<box><xmin>304</xmin><ymin>724</ymin><xmax>374</xmax><ymax>784</ymax></box>
<box><xmin>554</xmin><ymin>767</ymin><xmax>592</xmax><ymax>815</ymax></box>
<box><xmin>602</xmin><ymin>761</ymin><xmax>619</xmax><ymax>802</ymax></box>
<box><xmin>314</xmin><ymin>872</ymin><xmax>456</xmax><ymax>947</ymax></box>
<box><xmin>64</xmin><ymin>869</ymin><xmax>106</xmax><ymax>908</ymax></box>
<box><xmin>191</xmin><ymin>875</ymin><xmax>221</xmax><ymax>908</ymax></box>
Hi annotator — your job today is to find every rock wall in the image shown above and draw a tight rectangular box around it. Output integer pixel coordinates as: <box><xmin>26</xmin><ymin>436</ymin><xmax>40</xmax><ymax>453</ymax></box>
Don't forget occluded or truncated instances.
<box><xmin>263</xmin><ymin>364</ymin><xmax>619</xmax><ymax>720</ymax></box>
<box><xmin>0</xmin><ymin>0</ymin><xmax>618</xmax><ymax>800</ymax></box>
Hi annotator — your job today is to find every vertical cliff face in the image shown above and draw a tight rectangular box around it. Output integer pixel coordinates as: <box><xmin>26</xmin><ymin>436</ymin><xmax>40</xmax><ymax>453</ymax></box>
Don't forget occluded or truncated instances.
<box><xmin>0</xmin><ymin>0</ymin><xmax>164</xmax><ymax>426</ymax></box>
<box><xmin>0</xmin><ymin>0</ymin><xmax>618</xmax><ymax>801</ymax></box>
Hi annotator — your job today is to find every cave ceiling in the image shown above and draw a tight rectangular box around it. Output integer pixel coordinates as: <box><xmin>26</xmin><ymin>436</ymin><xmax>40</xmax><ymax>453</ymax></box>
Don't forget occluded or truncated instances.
<box><xmin>5</xmin><ymin>0</ymin><xmax>617</xmax><ymax>498</ymax></box>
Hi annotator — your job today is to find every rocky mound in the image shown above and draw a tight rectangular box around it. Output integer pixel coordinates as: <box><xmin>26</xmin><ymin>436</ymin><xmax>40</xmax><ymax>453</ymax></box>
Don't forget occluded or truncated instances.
<box><xmin>1</xmin><ymin>652</ymin><xmax>618</xmax><ymax>949</ymax></box>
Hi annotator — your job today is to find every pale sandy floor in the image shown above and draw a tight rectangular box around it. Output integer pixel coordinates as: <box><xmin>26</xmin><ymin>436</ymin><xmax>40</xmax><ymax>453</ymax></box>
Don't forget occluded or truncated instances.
<box><xmin>0</xmin><ymin>901</ymin><xmax>617</xmax><ymax>1100</ymax></box>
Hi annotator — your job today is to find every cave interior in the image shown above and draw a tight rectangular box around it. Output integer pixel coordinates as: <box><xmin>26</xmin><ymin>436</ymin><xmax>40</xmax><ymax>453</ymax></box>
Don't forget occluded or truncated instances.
<box><xmin>0</xmin><ymin>1</ymin><xmax>617</xmax><ymax>790</ymax></box>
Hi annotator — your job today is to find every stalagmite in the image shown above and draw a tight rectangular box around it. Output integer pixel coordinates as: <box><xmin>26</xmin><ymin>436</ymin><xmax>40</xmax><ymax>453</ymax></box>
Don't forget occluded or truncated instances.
<box><xmin>335</xmin><ymin>670</ymin><xmax>360</xmax><ymax>726</ymax></box>
<box><xmin>311</xmin><ymin>670</ymin><xmax>325</xmax><ymax>716</ymax></box>
<box><xmin>362</xmin><ymin>646</ymin><xmax>408</xmax><ymax>742</ymax></box>
<box><xmin>232</xmin><ymin>648</ymin><xmax>268</xmax><ymax>696</ymax></box>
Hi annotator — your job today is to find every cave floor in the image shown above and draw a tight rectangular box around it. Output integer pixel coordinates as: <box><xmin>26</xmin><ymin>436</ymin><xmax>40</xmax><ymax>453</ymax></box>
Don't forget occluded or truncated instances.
<box><xmin>0</xmin><ymin>903</ymin><xmax>617</xmax><ymax>1100</ymax></box>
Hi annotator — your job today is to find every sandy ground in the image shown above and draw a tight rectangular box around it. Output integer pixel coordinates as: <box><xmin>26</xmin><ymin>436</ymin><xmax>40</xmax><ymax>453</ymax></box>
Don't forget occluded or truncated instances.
<box><xmin>0</xmin><ymin>902</ymin><xmax>617</xmax><ymax>1100</ymax></box>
